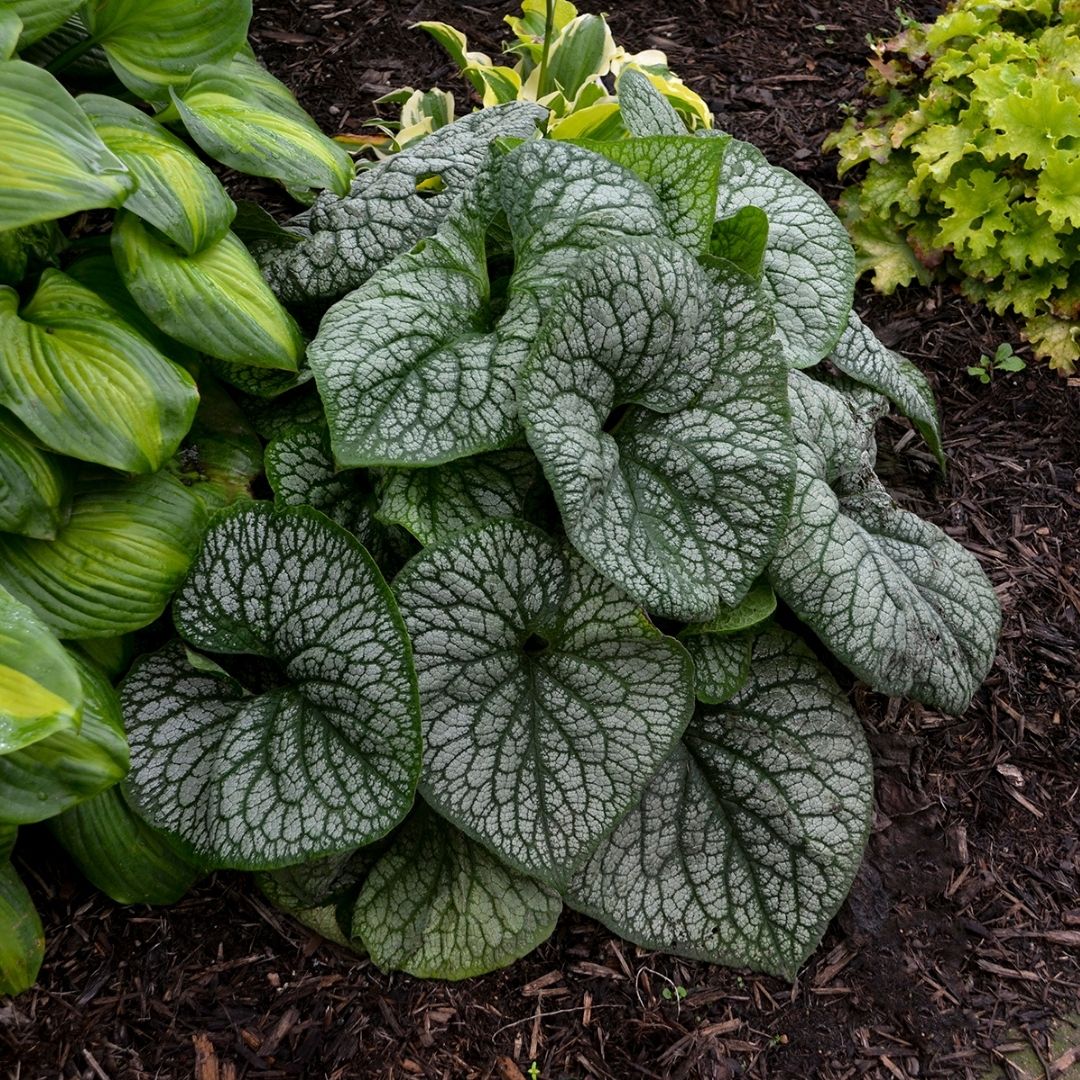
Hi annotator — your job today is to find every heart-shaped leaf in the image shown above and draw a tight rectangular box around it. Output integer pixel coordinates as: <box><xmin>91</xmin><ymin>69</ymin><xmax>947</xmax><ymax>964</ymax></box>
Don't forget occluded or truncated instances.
<box><xmin>122</xmin><ymin>503</ymin><xmax>422</xmax><ymax>869</ymax></box>
<box><xmin>0</xmin><ymin>410</ymin><xmax>69</xmax><ymax>539</ymax></box>
<box><xmin>394</xmin><ymin>518</ymin><xmax>694</xmax><ymax>887</ymax></box>
<box><xmin>0</xmin><ymin>859</ymin><xmax>42</xmax><ymax>995</ymax></box>
<box><xmin>567</xmin><ymin>628</ymin><xmax>873</xmax><ymax>978</ymax></box>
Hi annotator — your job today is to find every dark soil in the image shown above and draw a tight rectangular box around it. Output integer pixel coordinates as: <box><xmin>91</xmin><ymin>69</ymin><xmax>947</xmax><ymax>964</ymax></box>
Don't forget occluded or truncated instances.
<box><xmin>4</xmin><ymin>2</ymin><xmax>1079</xmax><ymax>1079</ymax></box>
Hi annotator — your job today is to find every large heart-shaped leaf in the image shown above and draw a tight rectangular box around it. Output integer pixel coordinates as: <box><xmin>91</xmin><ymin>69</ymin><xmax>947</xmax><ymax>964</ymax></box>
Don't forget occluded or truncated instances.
<box><xmin>0</xmin><ymin>271</ymin><xmax>199</xmax><ymax>473</ymax></box>
<box><xmin>567</xmin><ymin>628</ymin><xmax>873</xmax><ymax>978</ymax></box>
<box><xmin>122</xmin><ymin>503</ymin><xmax>421</xmax><ymax>869</ymax></box>
<box><xmin>0</xmin><ymin>470</ymin><xmax>207</xmax><ymax>639</ymax></box>
<box><xmin>394</xmin><ymin>519</ymin><xmax>694</xmax><ymax>888</ymax></box>
<box><xmin>79</xmin><ymin>94</ymin><xmax>235</xmax><ymax>255</ymax></box>
<box><xmin>0</xmin><ymin>410</ymin><xmax>69</xmax><ymax>539</ymax></box>
<box><xmin>351</xmin><ymin>805</ymin><xmax>562</xmax><ymax>979</ymax></box>
<box><xmin>769</xmin><ymin>373</ymin><xmax>1000</xmax><ymax>713</ymax></box>
<box><xmin>0</xmin><ymin>859</ymin><xmax>42</xmax><ymax>995</ymax></box>
<box><xmin>0</xmin><ymin>59</ymin><xmax>133</xmax><ymax>230</ymax></box>
<box><xmin>519</xmin><ymin>237</ymin><xmax>793</xmax><ymax>621</ymax></box>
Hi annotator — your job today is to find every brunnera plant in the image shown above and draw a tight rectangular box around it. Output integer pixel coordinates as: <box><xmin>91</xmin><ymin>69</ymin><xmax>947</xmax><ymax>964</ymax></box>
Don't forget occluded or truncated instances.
<box><xmin>107</xmin><ymin>70</ymin><xmax>1001</xmax><ymax>983</ymax></box>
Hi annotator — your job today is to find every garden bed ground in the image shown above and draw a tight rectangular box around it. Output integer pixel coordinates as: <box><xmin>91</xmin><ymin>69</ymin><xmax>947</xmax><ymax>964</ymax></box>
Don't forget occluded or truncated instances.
<box><xmin>3</xmin><ymin>2</ymin><xmax>1079</xmax><ymax>1078</ymax></box>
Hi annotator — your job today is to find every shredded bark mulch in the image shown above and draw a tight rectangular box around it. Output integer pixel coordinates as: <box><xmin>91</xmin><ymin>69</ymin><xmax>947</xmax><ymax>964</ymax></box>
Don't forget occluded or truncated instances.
<box><xmin>3</xmin><ymin>2</ymin><xmax>1078</xmax><ymax>1078</ymax></box>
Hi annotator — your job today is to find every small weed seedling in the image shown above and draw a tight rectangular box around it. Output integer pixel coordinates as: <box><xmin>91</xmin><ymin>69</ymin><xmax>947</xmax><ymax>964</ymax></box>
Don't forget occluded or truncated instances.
<box><xmin>968</xmin><ymin>344</ymin><xmax>1027</xmax><ymax>384</ymax></box>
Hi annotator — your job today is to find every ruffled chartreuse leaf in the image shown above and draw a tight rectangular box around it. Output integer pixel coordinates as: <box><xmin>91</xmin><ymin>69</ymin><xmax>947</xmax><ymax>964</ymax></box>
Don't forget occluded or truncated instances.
<box><xmin>351</xmin><ymin>805</ymin><xmax>562</xmax><ymax>980</ymax></box>
<box><xmin>394</xmin><ymin>519</ymin><xmax>694</xmax><ymax>888</ymax></box>
<box><xmin>0</xmin><ymin>470</ymin><xmax>207</xmax><ymax>639</ymax></box>
<box><xmin>0</xmin><ymin>859</ymin><xmax>43</xmax><ymax>995</ymax></box>
<box><xmin>0</xmin><ymin>271</ymin><xmax>199</xmax><ymax>473</ymax></box>
<box><xmin>0</xmin><ymin>410</ymin><xmax>69</xmax><ymax>539</ymax></box>
<box><xmin>567</xmin><ymin>628</ymin><xmax>873</xmax><ymax>978</ymax></box>
<box><xmin>122</xmin><ymin>503</ymin><xmax>421</xmax><ymax>869</ymax></box>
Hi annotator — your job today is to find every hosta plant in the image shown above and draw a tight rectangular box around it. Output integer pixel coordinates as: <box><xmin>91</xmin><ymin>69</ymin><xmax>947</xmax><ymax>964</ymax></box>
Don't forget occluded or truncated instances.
<box><xmin>825</xmin><ymin>0</ymin><xmax>1080</xmax><ymax>373</ymax></box>
<box><xmin>111</xmin><ymin>70</ymin><xmax>1001</xmax><ymax>984</ymax></box>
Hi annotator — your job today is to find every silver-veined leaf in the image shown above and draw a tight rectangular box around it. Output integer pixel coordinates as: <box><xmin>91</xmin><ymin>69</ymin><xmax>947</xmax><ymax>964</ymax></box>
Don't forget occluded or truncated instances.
<box><xmin>394</xmin><ymin>519</ymin><xmax>694</xmax><ymax>888</ymax></box>
<box><xmin>351</xmin><ymin>805</ymin><xmax>561</xmax><ymax>980</ymax></box>
<box><xmin>0</xmin><ymin>271</ymin><xmax>199</xmax><ymax>473</ymax></box>
<box><xmin>567</xmin><ymin>628</ymin><xmax>873</xmax><ymax>979</ymax></box>
<box><xmin>0</xmin><ymin>59</ymin><xmax>133</xmax><ymax>230</ymax></box>
<box><xmin>0</xmin><ymin>859</ymin><xmax>42</xmax><ymax>995</ymax></box>
<box><xmin>122</xmin><ymin>503</ymin><xmax>422</xmax><ymax>869</ymax></box>
<box><xmin>79</xmin><ymin>94</ymin><xmax>235</xmax><ymax>255</ymax></box>
<box><xmin>616</xmin><ymin>67</ymin><xmax>685</xmax><ymax>136</ymax></box>
<box><xmin>112</xmin><ymin>212</ymin><xmax>303</xmax><ymax>371</ymax></box>
<box><xmin>0</xmin><ymin>409</ymin><xmax>69</xmax><ymax>539</ymax></box>
<box><xmin>0</xmin><ymin>470</ymin><xmax>207</xmax><ymax>640</ymax></box>
<box><xmin>8</xmin><ymin>0</ymin><xmax>81</xmax><ymax>47</ymax></box>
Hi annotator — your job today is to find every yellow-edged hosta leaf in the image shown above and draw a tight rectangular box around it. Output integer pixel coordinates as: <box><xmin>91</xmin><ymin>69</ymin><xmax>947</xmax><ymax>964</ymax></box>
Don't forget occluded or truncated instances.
<box><xmin>0</xmin><ymin>409</ymin><xmax>69</xmax><ymax>539</ymax></box>
<box><xmin>464</xmin><ymin>64</ymin><xmax>523</xmax><ymax>107</ymax></box>
<box><xmin>111</xmin><ymin>212</ymin><xmax>303</xmax><ymax>371</ymax></box>
<box><xmin>548</xmin><ymin>100</ymin><xmax>623</xmax><ymax>140</ymax></box>
<box><xmin>79</xmin><ymin>94</ymin><xmax>235</xmax><ymax>255</ymax></box>
<box><xmin>0</xmin><ymin>60</ymin><xmax>133</xmax><ymax>230</ymax></box>
<box><xmin>8</xmin><ymin>0</ymin><xmax>81</xmax><ymax>48</ymax></box>
<box><xmin>543</xmin><ymin>14</ymin><xmax>616</xmax><ymax>99</ymax></box>
<box><xmin>0</xmin><ymin>272</ymin><xmax>199</xmax><ymax>473</ymax></box>
<box><xmin>0</xmin><ymin>860</ymin><xmax>43</xmax><ymax>995</ymax></box>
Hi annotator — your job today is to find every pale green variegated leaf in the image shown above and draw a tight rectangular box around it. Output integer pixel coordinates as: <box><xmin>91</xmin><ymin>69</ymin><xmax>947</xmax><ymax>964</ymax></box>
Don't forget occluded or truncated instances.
<box><xmin>0</xmin><ymin>859</ymin><xmax>42</xmax><ymax>995</ymax></box>
<box><xmin>567</xmin><ymin>628</ymin><xmax>873</xmax><ymax>978</ymax></box>
<box><xmin>352</xmin><ymin>805</ymin><xmax>561</xmax><ymax>979</ymax></box>
<box><xmin>376</xmin><ymin>450</ymin><xmax>542</xmax><ymax>546</ymax></box>
<box><xmin>616</xmin><ymin>67</ymin><xmax>685</xmax><ymax>136</ymax></box>
<box><xmin>8</xmin><ymin>0</ymin><xmax>81</xmax><ymax>47</ymax></box>
<box><xmin>0</xmin><ymin>271</ymin><xmax>199</xmax><ymax>473</ymax></box>
<box><xmin>394</xmin><ymin>519</ymin><xmax>694</xmax><ymax>888</ymax></box>
<box><xmin>714</xmin><ymin>137</ymin><xmax>856</xmax><ymax>369</ymax></box>
<box><xmin>541</xmin><ymin>13</ymin><xmax>615</xmax><ymax>99</ymax></box>
<box><xmin>679</xmin><ymin>632</ymin><xmax>752</xmax><ymax>704</ymax></box>
<box><xmin>123</xmin><ymin>503</ymin><xmax>421</xmax><ymax>869</ymax></box>
<box><xmin>0</xmin><ymin>652</ymin><xmax>127</xmax><ymax>824</ymax></box>
<box><xmin>519</xmin><ymin>237</ymin><xmax>793</xmax><ymax>621</ymax></box>
<box><xmin>709</xmin><ymin>205</ymin><xmax>770</xmax><ymax>278</ymax></box>
<box><xmin>79</xmin><ymin>94</ymin><xmax>235</xmax><ymax>255</ymax></box>
<box><xmin>0</xmin><ymin>410</ymin><xmax>69</xmax><ymax>539</ymax></box>
<box><xmin>83</xmin><ymin>0</ymin><xmax>251</xmax><ymax>101</ymax></box>
<box><xmin>112</xmin><ymin>212</ymin><xmax>303</xmax><ymax>371</ymax></box>
<box><xmin>0</xmin><ymin>585</ymin><xmax>82</xmax><ymax>754</ymax></box>
<box><xmin>829</xmin><ymin>310</ymin><xmax>944</xmax><ymax>470</ymax></box>
<box><xmin>769</xmin><ymin>373</ymin><xmax>1000</xmax><ymax>713</ymax></box>
<box><xmin>0</xmin><ymin>470</ymin><xmax>207</xmax><ymax>640</ymax></box>
<box><xmin>0</xmin><ymin>60</ymin><xmax>133</xmax><ymax>230</ymax></box>
<box><xmin>257</xmin><ymin>102</ymin><xmax>547</xmax><ymax>303</ymax></box>
<box><xmin>50</xmin><ymin>785</ymin><xmax>204</xmax><ymax>905</ymax></box>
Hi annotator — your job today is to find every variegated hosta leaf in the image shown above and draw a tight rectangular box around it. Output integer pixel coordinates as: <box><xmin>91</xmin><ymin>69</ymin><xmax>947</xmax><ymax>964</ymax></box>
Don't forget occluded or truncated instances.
<box><xmin>309</xmin><ymin>139</ymin><xmax>666</xmax><ymax>468</ymax></box>
<box><xmin>714</xmin><ymin>137</ymin><xmax>856</xmax><ymax>370</ymax></box>
<box><xmin>0</xmin><ymin>652</ymin><xmax>128</xmax><ymax>824</ymax></box>
<box><xmin>0</xmin><ymin>271</ymin><xmax>199</xmax><ymax>473</ymax></box>
<box><xmin>122</xmin><ymin>503</ymin><xmax>421</xmax><ymax>869</ymax></box>
<box><xmin>8</xmin><ymin>0</ymin><xmax>82</xmax><ymax>47</ymax></box>
<box><xmin>567</xmin><ymin>628</ymin><xmax>873</xmax><ymax>978</ymax></box>
<box><xmin>79</xmin><ymin>94</ymin><xmax>235</xmax><ymax>255</ymax></box>
<box><xmin>769</xmin><ymin>373</ymin><xmax>1000</xmax><ymax>713</ymax></box>
<box><xmin>0</xmin><ymin>470</ymin><xmax>207</xmax><ymax>640</ymax></box>
<box><xmin>0</xmin><ymin>59</ymin><xmax>133</xmax><ymax>230</ymax></box>
<box><xmin>257</xmin><ymin>102</ymin><xmax>547</xmax><ymax>303</ymax></box>
<box><xmin>376</xmin><ymin>450</ymin><xmax>543</xmax><ymax>546</ymax></box>
<box><xmin>0</xmin><ymin>586</ymin><xmax>82</xmax><ymax>754</ymax></box>
<box><xmin>351</xmin><ymin>805</ymin><xmax>562</xmax><ymax>980</ymax></box>
<box><xmin>0</xmin><ymin>410</ymin><xmax>69</xmax><ymax>539</ymax></box>
<box><xmin>0</xmin><ymin>220</ymin><xmax>63</xmax><ymax>288</ymax></box>
<box><xmin>519</xmin><ymin>237</ymin><xmax>793</xmax><ymax>620</ymax></box>
<box><xmin>82</xmin><ymin>0</ymin><xmax>251</xmax><ymax>102</ymax></box>
<box><xmin>111</xmin><ymin>212</ymin><xmax>304</xmax><ymax>371</ymax></box>
<box><xmin>616</xmin><ymin>67</ymin><xmax>686</xmax><ymax>136</ymax></box>
<box><xmin>0</xmin><ymin>859</ymin><xmax>42</xmax><ymax>995</ymax></box>
<box><xmin>829</xmin><ymin>310</ymin><xmax>944</xmax><ymax>470</ymax></box>
<box><xmin>394</xmin><ymin>519</ymin><xmax>694</xmax><ymax>888</ymax></box>
<box><xmin>50</xmin><ymin>785</ymin><xmax>203</xmax><ymax>905</ymax></box>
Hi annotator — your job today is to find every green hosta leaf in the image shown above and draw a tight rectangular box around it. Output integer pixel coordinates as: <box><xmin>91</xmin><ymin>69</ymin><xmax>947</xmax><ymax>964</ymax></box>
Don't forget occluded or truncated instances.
<box><xmin>50</xmin><ymin>785</ymin><xmax>203</xmax><ymax>905</ymax></box>
<box><xmin>0</xmin><ymin>586</ymin><xmax>81</xmax><ymax>754</ymax></box>
<box><xmin>8</xmin><ymin>0</ymin><xmax>82</xmax><ymax>47</ymax></box>
<box><xmin>0</xmin><ymin>271</ymin><xmax>199</xmax><ymax>473</ymax></box>
<box><xmin>0</xmin><ymin>470</ymin><xmax>207</xmax><ymax>640</ymax></box>
<box><xmin>0</xmin><ymin>220</ymin><xmax>64</xmax><ymax>288</ymax></box>
<box><xmin>351</xmin><ymin>805</ymin><xmax>561</xmax><ymax>979</ymax></box>
<box><xmin>0</xmin><ymin>653</ymin><xmax>127</xmax><ymax>825</ymax></box>
<box><xmin>567</xmin><ymin>628</ymin><xmax>873</xmax><ymax>978</ymax></box>
<box><xmin>122</xmin><ymin>503</ymin><xmax>421</xmax><ymax>869</ymax></box>
<box><xmin>75</xmin><ymin>636</ymin><xmax>134</xmax><ymax>680</ymax></box>
<box><xmin>79</xmin><ymin>94</ymin><xmax>235</xmax><ymax>255</ymax></box>
<box><xmin>715</xmin><ymin>137</ymin><xmax>855</xmax><ymax>369</ymax></box>
<box><xmin>616</xmin><ymin>67</ymin><xmax>685</xmax><ymax>136</ymax></box>
<box><xmin>829</xmin><ymin>311</ymin><xmax>944</xmax><ymax>470</ymax></box>
<box><xmin>83</xmin><ymin>0</ymin><xmax>251</xmax><ymax>101</ymax></box>
<box><xmin>257</xmin><ymin>102</ymin><xmax>547</xmax><ymax>303</ymax></box>
<box><xmin>0</xmin><ymin>860</ymin><xmax>43</xmax><ymax>995</ymax></box>
<box><xmin>0</xmin><ymin>824</ymin><xmax>12</xmax><ymax>861</ymax></box>
<box><xmin>519</xmin><ymin>237</ymin><xmax>793</xmax><ymax>621</ymax></box>
<box><xmin>376</xmin><ymin>450</ymin><xmax>542</xmax><ymax>546</ymax></box>
<box><xmin>112</xmin><ymin>212</ymin><xmax>303</xmax><ymax>371</ymax></box>
<box><xmin>394</xmin><ymin>519</ymin><xmax>694</xmax><ymax>888</ymax></box>
<box><xmin>0</xmin><ymin>60</ymin><xmax>133</xmax><ymax>230</ymax></box>
<box><xmin>0</xmin><ymin>410</ymin><xmax>69</xmax><ymax>540</ymax></box>
<box><xmin>172</xmin><ymin>55</ymin><xmax>354</xmax><ymax>197</ymax></box>
<box><xmin>769</xmin><ymin>373</ymin><xmax>1000</xmax><ymax>714</ymax></box>
<box><xmin>709</xmin><ymin>205</ymin><xmax>770</xmax><ymax>278</ymax></box>
<box><xmin>0</xmin><ymin>8</ymin><xmax>21</xmax><ymax>58</ymax></box>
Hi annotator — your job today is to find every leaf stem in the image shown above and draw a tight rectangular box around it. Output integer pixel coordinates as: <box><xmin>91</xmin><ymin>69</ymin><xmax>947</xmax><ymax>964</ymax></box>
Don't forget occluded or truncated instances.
<box><xmin>537</xmin><ymin>0</ymin><xmax>556</xmax><ymax>97</ymax></box>
<box><xmin>44</xmin><ymin>32</ymin><xmax>101</xmax><ymax>76</ymax></box>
